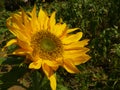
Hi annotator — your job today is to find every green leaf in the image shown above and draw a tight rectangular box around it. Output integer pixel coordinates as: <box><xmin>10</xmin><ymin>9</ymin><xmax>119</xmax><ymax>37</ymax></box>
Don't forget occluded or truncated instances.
<box><xmin>0</xmin><ymin>65</ymin><xmax>28</xmax><ymax>90</ymax></box>
<box><xmin>57</xmin><ymin>84</ymin><xmax>68</xmax><ymax>90</ymax></box>
<box><xmin>0</xmin><ymin>57</ymin><xmax>6</xmax><ymax>65</ymax></box>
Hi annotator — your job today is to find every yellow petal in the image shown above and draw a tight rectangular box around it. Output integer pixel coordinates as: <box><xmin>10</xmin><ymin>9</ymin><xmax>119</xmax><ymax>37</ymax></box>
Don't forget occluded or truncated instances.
<box><xmin>44</xmin><ymin>60</ymin><xmax>57</xmax><ymax>66</ymax></box>
<box><xmin>5</xmin><ymin>39</ymin><xmax>17</xmax><ymax>46</ymax></box>
<box><xmin>29</xmin><ymin>60</ymin><xmax>42</xmax><ymax>69</ymax></box>
<box><xmin>11</xmin><ymin>13</ymin><xmax>31</xmax><ymax>39</ymax></box>
<box><xmin>2</xmin><ymin>39</ymin><xmax>17</xmax><ymax>51</ymax></box>
<box><xmin>21</xmin><ymin>9</ymin><xmax>28</xmax><ymax>26</ymax></box>
<box><xmin>52</xmin><ymin>23</ymin><xmax>67</xmax><ymax>37</ymax></box>
<box><xmin>13</xmin><ymin>49</ymin><xmax>29</xmax><ymax>55</ymax></box>
<box><xmin>63</xmin><ymin>59</ymin><xmax>80</xmax><ymax>73</ymax></box>
<box><xmin>6</xmin><ymin>18</ymin><xmax>29</xmax><ymax>41</ymax></box>
<box><xmin>31</xmin><ymin>5</ymin><xmax>40</xmax><ymax>33</ymax></box>
<box><xmin>62</xmin><ymin>32</ymin><xmax>83</xmax><ymax>44</ymax></box>
<box><xmin>49</xmin><ymin>12</ymin><xmax>56</xmax><ymax>30</ymax></box>
<box><xmin>42</xmin><ymin>63</ymin><xmax>56</xmax><ymax>90</ymax></box>
<box><xmin>38</xmin><ymin>8</ymin><xmax>49</xmax><ymax>30</ymax></box>
<box><xmin>42</xmin><ymin>63</ymin><xmax>53</xmax><ymax>77</ymax></box>
<box><xmin>49</xmin><ymin>74</ymin><xmax>56</xmax><ymax>90</ymax></box>
<box><xmin>59</xmin><ymin>18</ymin><xmax>63</xmax><ymax>23</ymax></box>
<box><xmin>17</xmin><ymin>40</ymin><xmax>32</xmax><ymax>51</ymax></box>
<box><xmin>12</xmin><ymin>12</ymin><xmax>22</xmax><ymax>23</ymax></box>
<box><xmin>21</xmin><ymin>9</ymin><xmax>32</xmax><ymax>36</ymax></box>
<box><xmin>63</xmin><ymin>39</ymin><xmax>89</xmax><ymax>50</ymax></box>
<box><xmin>10</xmin><ymin>11</ymin><xmax>31</xmax><ymax>37</ymax></box>
<box><xmin>63</xmin><ymin>48</ymin><xmax>90</xmax><ymax>59</ymax></box>
<box><xmin>44</xmin><ymin>60</ymin><xmax>59</xmax><ymax>71</ymax></box>
<box><xmin>72</xmin><ymin>54</ymin><xmax>91</xmax><ymax>65</ymax></box>
<box><xmin>67</xmin><ymin>28</ymin><xmax>79</xmax><ymax>33</ymax></box>
<box><xmin>11</xmin><ymin>15</ymin><xmax>25</xmax><ymax>30</ymax></box>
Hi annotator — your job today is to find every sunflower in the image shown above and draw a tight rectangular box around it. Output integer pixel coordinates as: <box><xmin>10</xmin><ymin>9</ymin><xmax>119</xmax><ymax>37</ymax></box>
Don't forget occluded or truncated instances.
<box><xmin>4</xmin><ymin>5</ymin><xmax>90</xmax><ymax>90</ymax></box>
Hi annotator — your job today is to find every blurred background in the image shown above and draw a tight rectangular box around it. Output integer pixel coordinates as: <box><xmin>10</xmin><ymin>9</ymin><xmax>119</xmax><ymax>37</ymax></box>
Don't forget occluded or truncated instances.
<box><xmin>0</xmin><ymin>0</ymin><xmax>120</xmax><ymax>90</ymax></box>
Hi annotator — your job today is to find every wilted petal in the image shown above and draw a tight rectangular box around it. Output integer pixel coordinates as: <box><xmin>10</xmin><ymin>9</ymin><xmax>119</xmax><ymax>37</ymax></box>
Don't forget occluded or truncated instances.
<box><xmin>63</xmin><ymin>59</ymin><xmax>80</xmax><ymax>73</ymax></box>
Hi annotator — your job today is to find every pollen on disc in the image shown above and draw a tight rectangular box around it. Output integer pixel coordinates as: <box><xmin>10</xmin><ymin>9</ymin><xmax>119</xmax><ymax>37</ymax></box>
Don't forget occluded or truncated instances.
<box><xmin>31</xmin><ymin>31</ymin><xmax>63</xmax><ymax>60</ymax></box>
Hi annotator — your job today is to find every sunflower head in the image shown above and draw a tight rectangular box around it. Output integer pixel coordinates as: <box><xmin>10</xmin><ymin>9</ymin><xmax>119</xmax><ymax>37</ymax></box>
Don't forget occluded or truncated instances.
<box><xmin>5</xmin><ymin>5</ymin><xmax>90</xmax><ymax>90</ymax></box>
<box><xmin>31</xmin><ymin>30</ymin><xmax>63</xmax><ymax>60</ymax></box>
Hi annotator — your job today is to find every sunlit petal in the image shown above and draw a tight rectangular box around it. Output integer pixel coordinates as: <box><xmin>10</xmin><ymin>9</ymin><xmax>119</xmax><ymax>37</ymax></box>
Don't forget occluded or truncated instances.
<box><xmin>62</xmin><ymin>32</ymin><xmax>83</xmax><ymax>44</ymax></box>
<box><xmin>49</xmin><ymin>74</ymin><xmax>56</xmax><ymax>90</ymax></box>
<box><xmin>49</xmin><ymin>12</ymin><xmax>56</xmax><ymax>30</ymax></box>
<box><xmin>2</xmin><ymin>39</ymin><xmax>17</xmax><ymax>51</ymax></box>
<box><xmin>38</xmin><ymin>8</ymin><xmax>49</xmax><ymax>30</ymax></box>
<box><xmin>29</xmin><ymin>60</ymin><xmax>42</xmax><ymax>69</ymax></box>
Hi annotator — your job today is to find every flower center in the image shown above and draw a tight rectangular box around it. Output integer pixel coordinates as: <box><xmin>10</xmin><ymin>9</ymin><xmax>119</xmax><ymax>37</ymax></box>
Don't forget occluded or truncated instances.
<box><xmin>31</xmin><ymin>31</ymin><xmax>63</xmax><ymax>60</ymax></box>
<box><xmin>40</xmin><ymin>38</ymin><xmax>56</xmax><ymax>51</ymax></box>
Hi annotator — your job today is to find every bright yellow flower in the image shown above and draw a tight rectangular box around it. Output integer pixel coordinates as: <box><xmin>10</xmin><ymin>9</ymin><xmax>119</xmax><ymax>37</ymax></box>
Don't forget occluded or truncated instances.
<box><xmin>4</xmin><ymin>5</ymin><xmax>90</xmax><ymax>90</ymax></box>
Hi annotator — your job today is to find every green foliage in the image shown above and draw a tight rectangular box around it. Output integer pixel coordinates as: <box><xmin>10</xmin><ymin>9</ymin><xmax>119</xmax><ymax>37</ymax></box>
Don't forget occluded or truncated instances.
<box><xmin>0</xmin><ymin>0</ymin><xmax>120</xmax><ymax>90</ymax></box>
